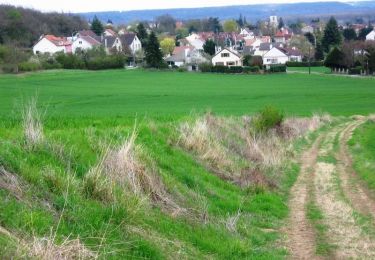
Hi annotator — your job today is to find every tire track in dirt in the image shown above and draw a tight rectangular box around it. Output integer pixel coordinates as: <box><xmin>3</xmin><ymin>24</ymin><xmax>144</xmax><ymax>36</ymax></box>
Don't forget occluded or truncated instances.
<box><xmin>285</xmin><ymin>135</ymin><xmax>323</xmax><ymax>260</ymax></box>
<box><xmin>314</xmin><ymin>118</ymin><xmax>375</xmax><ymax>258</ymax></box>
<box><xmin>336</xmin><ymin>118</ymin><xmax>375</xmax><ymax>218</ymax></box>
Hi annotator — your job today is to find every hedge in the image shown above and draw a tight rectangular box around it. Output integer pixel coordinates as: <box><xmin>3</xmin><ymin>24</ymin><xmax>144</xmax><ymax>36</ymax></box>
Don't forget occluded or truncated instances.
<box><xmin>286</xmin><ymin>61</ymin><xmax>324</xmax><ymax>67</ymax></box>
<box><xmin>348</xmin><ymin>66</ymin><xmax>363</xmax><ymax>75</ymax></box>
<box><xmin>266</xmin><ymin>65</ymin><xmax>287</xmax><ymax>73</ymax></box>
<box><xmin>200</xmin><ymin>64</ymin><xmax>260</xmax><ymax>74</ymax></box>
<box><xmin>18</xmin><ymin>62</ymin><xmax>42</xmax><ymax>72</ymax></box>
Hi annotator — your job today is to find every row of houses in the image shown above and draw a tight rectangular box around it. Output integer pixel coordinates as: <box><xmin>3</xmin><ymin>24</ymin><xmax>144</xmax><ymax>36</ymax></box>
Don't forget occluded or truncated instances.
<box><xmin>165</xmin><ymin>28</ymin><xmax>302</xmax><ymax>69</ymax></box>
<box><xmin>33</xmin><ymin>29</ymin><xmax>142</xmax><ymax>56</ymax></box>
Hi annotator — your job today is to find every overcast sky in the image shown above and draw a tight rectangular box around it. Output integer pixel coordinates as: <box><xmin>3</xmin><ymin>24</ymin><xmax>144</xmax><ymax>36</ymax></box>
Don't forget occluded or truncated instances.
<box><xmin>0</xmin><ymin>0</ymin><xmax>362</xmax><ymax>13</ymax></box>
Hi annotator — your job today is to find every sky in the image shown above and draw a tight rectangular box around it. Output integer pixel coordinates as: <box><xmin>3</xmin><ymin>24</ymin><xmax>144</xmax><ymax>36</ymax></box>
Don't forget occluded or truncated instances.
<box><xmin>0</xmin><ymin>0</ymin><xmax>364</xmax><ymax>13</ymax></box>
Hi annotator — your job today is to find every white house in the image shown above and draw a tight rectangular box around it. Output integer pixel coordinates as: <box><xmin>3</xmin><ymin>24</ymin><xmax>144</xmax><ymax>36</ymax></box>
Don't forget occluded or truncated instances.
<box><xmin>119</xmin><ymin>33</ymin><xmax>142</xmax><ymax>54</ymax></box>
<box><xmin>263</xmin><ymin>47</ymin><xmax>289</xmax><ymax>65</ymax></box>
<box><xmin>212</xmin><ymin>48</ymin><xmax>242</xmax><ymax>67</ymax></box>
<box><xmin>240</xmin><ymin>28</ymin><xmax>254</xmax><ymax>39</ymax></box>
<box><xmin>165</xmin><ymin>46</ymin><xmax>208</xmax><ymax>69</ymax></box>
<box><xmin>366</xmin><ymin>30</ymin><xmax>375</xmax><ymax>41</ymax></box>
<box><xmin>33</xmin><ymin>35</ymin><xmax>72</xmax><ymax>55</ymax></box>
<box><xmin>185</xmin><ymin>33</ymin><xmax>205</xmax><ymax>50</ymax></box>
<box><xmin>72</xmin><ymin>36</ymin><xmax>101</xmax><ymax>54</ymax></box>
<box><xmin>263</xmin><ymin>47</ymin><xmax>302</xmax><ymax>65</ymax></box>
<box><xmin>104</xmin><ymin>28</ymin><xmax>117</xmax><ymax>37</ymax></box>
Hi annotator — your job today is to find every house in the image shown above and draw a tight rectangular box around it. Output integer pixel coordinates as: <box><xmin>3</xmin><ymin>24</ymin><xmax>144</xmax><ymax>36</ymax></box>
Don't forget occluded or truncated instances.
<box><xmin>100</xmin><ymin>36</ymin><xmax>122</xmax><ymax>53</ymax></box>
<box><xmin>104</xmin><ymin>28</ymin><xmax>117</xmax><ymax>37</ymax></box>
<box><xmin>263</xmin><ymin>47</ymin><xmax>289</xmax><ymax>65</ymax></box>
<box><xmin>263</xmin><ymin>46</ymin><xmax>302</xmax><ymax>65</ymax></box>
<box><xmin>212</xmin><ymin>48</ymin><xmax>242</xmax><ymax>67</ymax></box>
<box><xmin>185</xmin><ymin>33</ymin><xmax>205</xmax><ymax>50</ymax></box>
<box><xmin>76</xmin><ymin>30</ymin><xmax>98</xmax><ymax>38</ymax></box>
<box><xmin>301</xmin><ymin>25</ymin><xmax>314</xmax><ymax>34</ymax></box>
<box><xmin>366</xmin><ymin>30</ymin><xmax>375</xmax><ymax>41</ymax></box>
<box><xmin>274</xmin><ymin>28</ymin><xmax>293</xmax><ymax>43</ymax></box>
<box><xmin>33</xmin><ymin>35</ymin><xmax>72</xmax><ymax>55</ymax></box>
<box><xmin>165</xmin><ymin>46</ymin><xmax>208</xmax><ymax>70</ymax></box>
<box><xmin>72</xmin><ymin>35</ymin><xmax>101</xmax><ymax>54</ymax></box>
<box><xmin>240</xmin><ymin>28</ymin><xmax>254</xmax><ymax>38</ymax></box>
<box><xmin>119</xmin><ymin>33</ymin><xmax>142</xmax><ymax>54</ymax></box>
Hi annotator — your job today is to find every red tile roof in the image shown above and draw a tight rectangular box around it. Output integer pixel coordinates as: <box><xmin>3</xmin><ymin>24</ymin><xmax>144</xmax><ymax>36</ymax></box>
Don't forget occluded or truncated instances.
<box><xmin>45</xmin><ymin>35</ymin><xmax>71</xmax><ymax>46</ymax></box>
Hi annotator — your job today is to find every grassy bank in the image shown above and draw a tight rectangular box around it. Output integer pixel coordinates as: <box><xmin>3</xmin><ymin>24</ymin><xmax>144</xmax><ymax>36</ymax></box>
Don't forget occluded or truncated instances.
<box><xmin>348</xmin><ymin>119</ymin><xmax>375</xmax><ymax>191</ymax></box>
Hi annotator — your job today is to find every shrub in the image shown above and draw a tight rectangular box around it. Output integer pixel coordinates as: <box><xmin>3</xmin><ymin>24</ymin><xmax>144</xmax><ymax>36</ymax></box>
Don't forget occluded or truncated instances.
<box><xmin>253</xmin><ymin>106</ymin><xmax>284</xmax><ymax>133</ymax></box>
<box><xmin>251</xmin><ymin>56</ymin><xmax>263</xmax><ymax>67</ymax></box>
<box><xmin>200</xmin><ymin>63</ymin><xmax>214</xmax><ymax>72</ymax></box>
<box><xmin>18</xmin><ymin>62</ymin><xmax>42</xmax><ymax>72</ymax></box>
<box><xmin>267</xmin><ymin>65</ymin><xmax>287</xmax><ymax>73</ymax></box>
<box><xmin>348</xmin><ymin>66</ymin><xmax>362</xmax><ymax>75</ymax></box>
<box><xmin>243</xmin><ymin>66</ymin><xmax>260</xmax><ymax>73</ymax></box>
<box><xmin>86</xmin><ymin>55</ymin><xmax>125</xmax><ymax>70</ymax></box>
<box><xmin>56</xmin><ymin>53</ymin><xmax>86</xmax><ymax>69</ymax></box>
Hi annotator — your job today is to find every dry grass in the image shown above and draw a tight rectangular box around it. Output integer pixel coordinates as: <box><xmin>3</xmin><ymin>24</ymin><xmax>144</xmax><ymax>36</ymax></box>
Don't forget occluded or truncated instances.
<box><xmin>178</xmin><ymin>113</ymin><xmax>331</xmax><ymax>188</ymax></box>
<box><xmin>0</xmin><ymin>167</ymin><xmax>24</xmax><ymax>201</ymax></box>
<box><xmin>84</xmin><ymin>129</ymin><xmax>181</xmax><ymax>215</ymax></box>
<box><xmin>22</xmin><ymin>97</ymin><xmax>44</xmax><ymax>147</ymax></box>
<box><xmin>368</xmin><ymin>114</ymin><xmax>375</xmax><ymax>122</ymax></box>
<box><xmin>0</xmin><ymin>226</ymin><xmax>96</xmax><ymax>260</ymax></box>
<box><xmin>225</xmin><ymin>210</ymin><xmax>241</xmax><ymax>233</ymax></box>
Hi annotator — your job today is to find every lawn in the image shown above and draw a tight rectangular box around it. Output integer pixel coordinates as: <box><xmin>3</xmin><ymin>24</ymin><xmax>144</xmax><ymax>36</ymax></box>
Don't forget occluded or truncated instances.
<box><xmin>349</xmin><ymin>120</ymin><xmax>375</xmax><ymax>191</ymax></box>
<box><xmin>287</xmin><ymin>66</ymin><xmax>331</xmax><ymax>74</ymax></box>
<box><xmin>0</xmin><ymin>69</ymin><xmax>374</xmax><ymax>118</ymax></box>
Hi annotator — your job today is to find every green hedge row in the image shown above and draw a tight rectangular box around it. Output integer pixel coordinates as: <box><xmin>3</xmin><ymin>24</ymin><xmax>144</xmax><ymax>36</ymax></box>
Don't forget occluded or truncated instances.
<box><xmin>200</xmin><ymin>64</ymin><xmax>260</xmax><ymax>74</ymax></box>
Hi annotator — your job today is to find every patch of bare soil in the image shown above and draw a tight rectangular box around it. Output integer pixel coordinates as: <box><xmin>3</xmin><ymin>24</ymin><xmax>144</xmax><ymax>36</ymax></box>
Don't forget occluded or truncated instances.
<box><xmin>337</xmin><ymin>119</ymin><xmax>375</xmax><ymax>218</ymax></box>
<box><xmin>285</xmin><ymin>136</ymin><xmax>322</xmax><ymax>259</ymax></box>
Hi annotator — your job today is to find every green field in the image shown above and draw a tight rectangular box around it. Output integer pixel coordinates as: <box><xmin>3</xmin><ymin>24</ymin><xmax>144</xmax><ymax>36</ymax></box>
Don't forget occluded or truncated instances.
<box><xmin>0</xmin><ymin>70</ymin><xmax>374</xmax><ymax>259</ymax></box>
<box><xmin>0</xmin><ymin>69</ymin><xmax>374</xmax><ymax>118</ymax></box>
<box><xmin>287</xmin><ymin>66</ymin><xmax>331</xmax><ymax>74</ymax></box>
<box><xmin>349</xmin><ymin>120</ymin><xmax>375</xmax><ymax>190</ymax></box>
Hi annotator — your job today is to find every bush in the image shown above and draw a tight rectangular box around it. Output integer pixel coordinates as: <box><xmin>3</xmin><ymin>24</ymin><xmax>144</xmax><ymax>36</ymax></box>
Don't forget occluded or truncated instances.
<box><xmin>18</xmin><ymin>62</ymin><xmax>42</xmax><ymax>72</ymax></box>
<box><xmin>86</xmin><ymin>55</ymin><xmax>125</xmax><ymax>70</ymax></box>
<box><xmin>200</xmin><ymin>63</ymin><xmax>214</xmax><ymax>72</ymax></box>
<box><xmin>348</xmin><ymin>66</ymin><xmax>363</xmax><ymax>75</ymax></box>
<box><xmin>0</xmin><ymin>64</ymin><xmax>18</xmax><ymax>73</ymax></box>
<box><xmin>253</xmin><ymin>106</ymin><xmax>284</xmax><ymax>133</ymax></box>
<box><xmin>251</xmin><ymin>56</ymin><xmax>263</xmax><ymax>67</ymax></box>
<box><xmin>267</xmin><ymin>65</ymin><xmax>287</xmax><ymax>73</ymax></box>
<box><xmin>286</xmin><ymin>61</ymin><xmax>324</xmax><ymax>67</ymax></box>
<box><xmin>243</xmin><ymin>66</ymin><xmax>260</xmax><ymax>73</ymax></box>
<box><xmin>228</xmin><ymin>66</ymin><xmax>243</xmax><ymax>73</ymax></box>
<box><xmin>56</xmin><ymin>53</ymin><xmax>86</xmax><ymax>69</ymax></box>
<box><xmin>177</xmin><ymin>67</ymin><xmax>187</xmax><ymax>72</ymax></box>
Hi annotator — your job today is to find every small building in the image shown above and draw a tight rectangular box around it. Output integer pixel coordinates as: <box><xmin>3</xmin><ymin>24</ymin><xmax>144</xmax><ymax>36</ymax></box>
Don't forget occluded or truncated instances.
<box><xmin>263</xmin><ymin>46</ymin><xmax>302</xmax><ymax>65</ymax></box>
<box><xmin>119</xmin><ymin>33</ymin><xmax>142</xmax><ymax>54</ymax></box>
<box><xmin>72</xmin><ymin>36</ymin><xmax>101</xmax><ymax>54</ymax></box>
<box><xmin>212</xmin><ymin>48</ymin><xmax>242</xmax><ymax>67</ymax></box>
<box><xmin>33</xmin><ymin>35</ymin><xmax>72</xmax><ymax>55</ymax></box>
<box><xmin>366</xmin><ymin>30</ymin><xmax>375</xmax><ymax>41</ymax></box>
<box><xmin>104</xmin><ymin>28</ymin><xmax>117</xmax><ymax>37</ymax></box>
<box><xmin>185</xmin><ymin>33</ymin><xmax>205</xmax><ymax>50</ymax></box>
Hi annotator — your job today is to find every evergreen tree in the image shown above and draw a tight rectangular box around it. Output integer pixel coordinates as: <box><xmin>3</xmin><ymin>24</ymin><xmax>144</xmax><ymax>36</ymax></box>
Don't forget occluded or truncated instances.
<box><xmin>278</xmin><ymin>17</ymin><xmax>285</xmax><ymax>29</ymax></box>
<box><xmin>343</xmin><ymin>28</ymin><xmax>357</xmax><ymax>41</ymax></box>
<box><xmin>237</xmin><ymin>14</ymin><xmax>244</xmax><ymax>27</ymax></box>
<box><xmin>91</xmin><ymin>15</ymin><xmax>104</xmax><ymax>36</ymax></box>
<box><xmin>136</xmin><ymin>23</ymin><xmax>148</xmax><ymax>47</ymax></box>
<box><xmin>145</xmin><ymin>32</ymin><xmax>163</xmax><ymax>68</ymax></box>
<box><xmin>322</xmin><ymin>17</ymin><xmax>342</xmax><ymax>52</ymax></box>
<box><xmin>203</xmin><ymin>39</ymin><xmax>216</xmax><ymax>56</ymax></box>
<box><xmin>324</xmin><ymin>47</ymin><xmax>344</xmax><ymax>69</ymax></box>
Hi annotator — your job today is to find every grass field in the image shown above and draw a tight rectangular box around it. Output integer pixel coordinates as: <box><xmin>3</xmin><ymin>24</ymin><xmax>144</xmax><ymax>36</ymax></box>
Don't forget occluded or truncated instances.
<box><xmin>349</xmin><ymin>119</ymin><xmax>375</xmax><ymax>190</ymax></box>
<box><xmin>0</xmin><ymin>69</ymin><xmax>374</xmax><ymax>118</ymax></box>
<box><xmin>0</xmin><ymin>69</ymin><xmax>374</xmax><ymax>259</ymax></box>
<box><xmin>287</xmin><ymin>66</ymin><xmax>331</xmax><ymax>74</ymax></box>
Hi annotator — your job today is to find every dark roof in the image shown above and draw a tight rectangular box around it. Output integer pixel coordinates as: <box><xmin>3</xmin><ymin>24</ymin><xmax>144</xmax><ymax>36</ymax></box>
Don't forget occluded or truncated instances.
<box><xmin>259</xmin><ymin>42</ymin><xmax>271</xmax><ymax>51</ymax></box>
<box><xmin>242</xmin><ymin>46</ymin><xmax>255</xmax><ymax>55</ymax></box>
<box><xmin>99</xmin><ymin>36</ymin><xmax>118</xmax><ymax>47</ymax></box>
<box><xmin>119</xmin><ymin>33</ymin><xmax>136</xmax><ymax>46</ymax></box>
<box><xmin>277</xmin><ymin>47</ymin><xmax>302</xmax><ymax>56</ymax></box>
<box><xmin>78</xmin><ymin>30</ymin><xmax>97</xmax><ymax>38</ymax></box>
<box><xmin>80</xmin><ymin>36</ymin><xmax>101</xmax><ymax>46</ymax></box>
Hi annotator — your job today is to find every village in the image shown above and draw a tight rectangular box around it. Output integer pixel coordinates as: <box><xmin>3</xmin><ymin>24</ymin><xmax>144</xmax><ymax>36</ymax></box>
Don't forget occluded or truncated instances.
<box><xmin>31</xmin><ymin>15</ymin><xmax>375</xmax><ymax>73</ymax></box>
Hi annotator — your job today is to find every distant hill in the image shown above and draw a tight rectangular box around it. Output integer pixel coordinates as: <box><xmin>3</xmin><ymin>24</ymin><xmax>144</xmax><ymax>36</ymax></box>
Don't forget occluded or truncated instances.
<box><xmin>79</xmin><ymin>1</ymin><xmax>375</xmax><ymax>24</ymax></box>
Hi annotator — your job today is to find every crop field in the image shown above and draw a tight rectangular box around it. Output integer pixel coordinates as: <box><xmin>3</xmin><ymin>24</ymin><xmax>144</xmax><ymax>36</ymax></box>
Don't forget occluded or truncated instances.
<box><xmin>0</xmin><ymin>69</ymin><xmax>374</xmax><ymax>118</ymax></box>
<box><xmin>0</xmin><ymin>69</ymin><xmax>375</xmax><ymax>259</ymax></box>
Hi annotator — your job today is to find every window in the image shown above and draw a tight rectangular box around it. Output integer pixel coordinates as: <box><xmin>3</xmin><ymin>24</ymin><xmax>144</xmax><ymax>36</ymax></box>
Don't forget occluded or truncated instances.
<box><xmin>227</xmin><ymin>62</ymin><xmax>235</xmax><ymax>66</ymax></box>
<box><xmin>79</xmin><ymin>41</ymin><xmax>82</xmax><ymax>44</ymax></box>
<box><xmin>221</xmin><ymin>53</ymin><xmax>230</xmax><ymax>58</ymax></box>
<box><xmin>215</xmin><ymin>62</ymin><xmax>224</xmax><ymax>66</ymax></box>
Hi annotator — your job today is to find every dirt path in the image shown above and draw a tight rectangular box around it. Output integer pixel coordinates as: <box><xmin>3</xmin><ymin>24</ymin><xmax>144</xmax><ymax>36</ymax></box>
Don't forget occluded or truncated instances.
<box><xmin>286</xmin><ymin>117</ymin><xmax>375</xmax><ymax>259</ymax></box>
<box><xmin>285</xmin><ymin>135</ymin><xmax>322</xmax><ymax>259</ymax></box>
